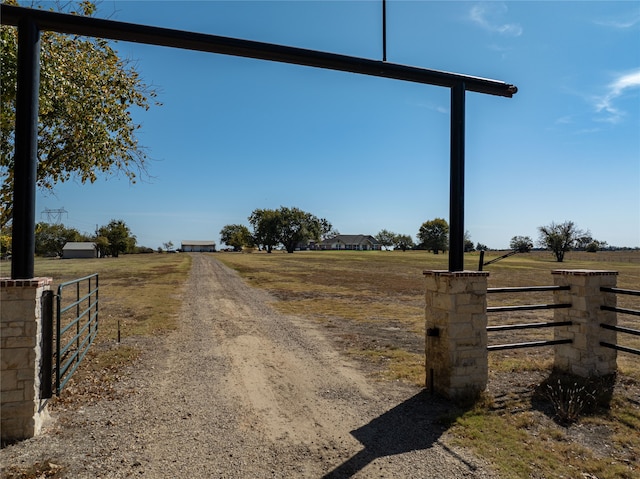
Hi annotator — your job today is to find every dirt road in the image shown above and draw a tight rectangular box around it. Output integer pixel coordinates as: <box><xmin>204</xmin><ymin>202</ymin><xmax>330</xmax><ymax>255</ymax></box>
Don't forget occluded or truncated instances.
<box><xmin>2</xmin><ymin>254</ymin><xmax>497</xmax><ymax>478</ymax></box>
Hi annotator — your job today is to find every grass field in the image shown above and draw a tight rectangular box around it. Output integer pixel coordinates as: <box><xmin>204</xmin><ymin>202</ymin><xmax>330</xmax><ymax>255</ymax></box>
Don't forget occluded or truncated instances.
<box><xmin>2</xmin><ymin>254</ymin><xmax>193</xmax><ymax>402</ymax></box>
<box><xmin>217</xmin><ymin>249</ymin><xmax>640</xmax><ymax>479</ymax></box>
<box><xmin>4</xmin><ymin>249</ymin><xmax>638</xmax><ymax>478</ymax></box>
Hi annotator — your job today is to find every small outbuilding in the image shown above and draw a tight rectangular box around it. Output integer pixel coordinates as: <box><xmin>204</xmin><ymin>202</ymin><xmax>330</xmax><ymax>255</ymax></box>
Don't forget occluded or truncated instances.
<box><xmin>181</xmin><ymin>240</ymin><xmax>216</xmax><ymax>253</ymax></box>
<box><xmin>62</xmin><ymin>242</ymin><xmax>98</xmax><ymax>259</ymax></box>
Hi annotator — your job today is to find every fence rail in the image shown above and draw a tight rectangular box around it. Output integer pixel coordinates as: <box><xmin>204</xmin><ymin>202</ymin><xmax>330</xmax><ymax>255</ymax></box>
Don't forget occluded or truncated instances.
<box><xmin>488</xmin><ymin>339</ymin><xmax>572</xmax><ymax>352</ymax></box>
<box><xmin>486</xmin><ymin>284</ymin><xmax>572</xmax><ymax>352</ymax></box>
<box><xmin>599</xmin><ymin>286</ymin><xmax>640</xmax><ymax>357</ymax></box>
<box><xmin>600</xmin><ymin>287</ymin><xmax>640</xmax><ymax>297</ymax></box>
<box><xmin>54</xmin><ymin>273</ymin><xmax>99</xmax><ymax>396</ymax></box>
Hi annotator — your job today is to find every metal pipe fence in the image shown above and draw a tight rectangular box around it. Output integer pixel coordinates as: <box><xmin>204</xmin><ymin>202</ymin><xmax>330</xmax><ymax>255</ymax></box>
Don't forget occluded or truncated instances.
<box><xmin>600</xmin><ymin>286</ymin><xmax>640</xmax><ymax>356</ymax></box>
<box><xmin>486</xmin><ymin>285</ymin><xmax>571</xmax><ymax>352</ymax></box>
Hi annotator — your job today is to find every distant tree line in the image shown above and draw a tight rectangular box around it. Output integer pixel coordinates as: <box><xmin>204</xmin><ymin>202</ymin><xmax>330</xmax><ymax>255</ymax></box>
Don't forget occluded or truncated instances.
<box><xmin>220</xmin><ymin>206</ymin><xmax>334</xmax><ymax>253</ymax></box>
<box><xmin>26</xmin><ymin>219</ymin><xmax>139</xmax><ymax>257</ymax></box>
<box><xmin>218</xmin><ymin>212</ymin><xmax>616</xmax><ymax>262</ymax></box>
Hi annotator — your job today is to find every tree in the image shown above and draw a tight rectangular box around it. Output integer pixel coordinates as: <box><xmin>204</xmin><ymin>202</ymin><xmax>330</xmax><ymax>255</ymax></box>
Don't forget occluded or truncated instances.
<box><xmin>319</xmin><ymin>218</ymin><xmax>339</xmax><ymax>241</ymax></box>
<box><xmin>93</xmin><ymin>236</ymin><xmax>109</xmax><ymax>258</ymax></box>
<box><xmin>537</xmin><ymin>220</ymin><xmax>587</xmax><ymax>262</ymax></box>
<box><xmin>248</xmin><ymin>208</ymin><xmax>280</xmax><ymax>253</ymax></box>
<box><xmin>276</xmin><ymin>206</ymin><xmax>323</xmax><ymax>253</ymax></box>
<box><xmin>375</xmin><ymin>229</ymin><xmax>396</xmax><ymax>251</ymax></box>
<box><xmin>585</xmin><ymin>240</ymin><xmax>607</xmax><ymax>253</ymax></box>
<box><xmin>476</xmin><ymin>242</ymin><xmax>489</xmax><ymax>251</ymax></box>
<box><xmin>510</xmin><ymin>236</ymin><xmax>534</xmax><ymax>253</ymax></box>
<box><xmin>219</xmin><ymin>224</ymin><xmax>253</xmax><ymax>251</ymax></box>
<box><xmin>98</xmin><ymin>219</ymin><xmax>135</xmax><ymax>257</ymax></box>
<box><xmin>417</xmin><ymin>218</ymin><xmax>449</xmax><ymax>254</ymax></box>
<box><xmin>464</xmin><ymin>231</ymin><xmax>475</xmax><ymax>252</ymax></box>
<box><xmin>35</xmin><ymin>222</ymin><xmax>79</xmax><ymax>256</ymax></box>
<box><xmin>0</xmin><ymin>224</ymin><xmax>11</xmax><ymax>257</ymax></box>
<box><xmin>0</xmin><ymin>0</ymin><xmax>159</xmax><ymax>226</ymax></box>
<box><xmin>393</xmin><ymin>234</ymin><xmax>414</xmax><ymax>252</ymax></box>
<box><xmin>162</xmin><ymin>241</ymin><xmax>174</xmax><ymax>252</ymax></box>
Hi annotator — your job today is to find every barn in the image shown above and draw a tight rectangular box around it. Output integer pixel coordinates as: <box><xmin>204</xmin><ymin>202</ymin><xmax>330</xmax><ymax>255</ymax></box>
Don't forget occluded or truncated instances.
<box><xmin>181</xmin><ymin>240</ymin><xmax>216</xmax><ymax>253</ymax></box>
<box><xmin>62</xmin><ymin>242</ymin><xmax>98</xmax><ymax>259</ymax></box>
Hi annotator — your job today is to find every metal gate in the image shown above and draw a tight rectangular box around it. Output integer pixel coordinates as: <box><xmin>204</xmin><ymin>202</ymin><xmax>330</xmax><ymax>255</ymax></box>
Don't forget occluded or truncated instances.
<box><xmin>41</xmin><ymin>274</ymin><xmax>99</xmax><ymax>397</ymax></box>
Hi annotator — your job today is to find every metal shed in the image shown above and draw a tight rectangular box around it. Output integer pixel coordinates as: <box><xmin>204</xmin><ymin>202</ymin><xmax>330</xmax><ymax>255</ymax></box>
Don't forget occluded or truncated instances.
<box><xmin>62</xmin><ymin>242</ymin><xmax>98</xmax><ymax>259</ymax></box>
<box><xmin>181</xmin><ymin>241</ymin><xmax>216</xmax><ymax>253</ymax></box>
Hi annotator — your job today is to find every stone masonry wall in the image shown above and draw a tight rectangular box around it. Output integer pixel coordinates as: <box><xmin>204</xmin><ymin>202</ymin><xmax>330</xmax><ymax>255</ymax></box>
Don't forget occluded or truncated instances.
<box><xmin>1</xmin><ymin>278</ymin><xmax>52</xmax><ymax>442</ymax></box>
<box><xmin>424</xmin><ymin>271</ymin><xmax>489</xmax><ymax>399</ymax></box>
<box><xmin>552</xmin><ymin>270</ymin><xmax>618</xmax><ymax>377</ymax></box>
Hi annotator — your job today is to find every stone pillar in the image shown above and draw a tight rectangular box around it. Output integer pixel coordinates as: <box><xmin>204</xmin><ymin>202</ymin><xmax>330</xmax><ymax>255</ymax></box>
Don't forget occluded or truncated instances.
<box><xmin>1</xmin><ymin>277</ymin><xmax>52</xmax><ymax>442</ymax></box>
<box><xmin>552</xmin><ymin>270</ymin><xmax>618</xmax><ymax>377</ymax></box>
<box><xmin>424</xmin><ymin>271</ymin><xmax>489</xmax><ymax>399</ymax></box>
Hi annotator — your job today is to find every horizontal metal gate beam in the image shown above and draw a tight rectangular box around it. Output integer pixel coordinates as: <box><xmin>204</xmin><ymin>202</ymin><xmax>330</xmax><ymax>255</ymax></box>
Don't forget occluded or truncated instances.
<box><xmin>2</xmin><ymin>4</ymin><xmax>518</xmax><ymax>276</ymax></box>
<box><xmin>1</xmin><ymin>4</ymin><xmax>517</xmax><ymax>98</ymax></box>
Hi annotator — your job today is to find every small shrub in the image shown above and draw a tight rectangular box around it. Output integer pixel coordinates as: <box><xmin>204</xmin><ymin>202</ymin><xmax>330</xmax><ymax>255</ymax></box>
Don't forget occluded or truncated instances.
<box><xmin>545</xmin><ymin>378</ymin><xmax>597</xmax><ymax>424</ymax></box>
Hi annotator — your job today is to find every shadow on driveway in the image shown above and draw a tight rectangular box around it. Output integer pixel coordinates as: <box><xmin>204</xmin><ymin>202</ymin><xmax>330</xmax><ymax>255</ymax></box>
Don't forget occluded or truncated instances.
<box><xmin>322</xmin><ymin>390</ymin><xmax>475</xmax><ymax>478</ymax></box>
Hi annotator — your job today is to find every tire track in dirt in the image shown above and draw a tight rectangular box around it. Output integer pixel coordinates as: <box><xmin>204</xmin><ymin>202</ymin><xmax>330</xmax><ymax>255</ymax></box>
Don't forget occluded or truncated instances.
<box><xmin>139</xmin><ymin>254</ymin><xmax>498</xmax><ymax>478</ymax></box>
<box><xmin>1</xmin><ymin>253</ymin><xmax>499</xmax><ymax>478</ymax></box>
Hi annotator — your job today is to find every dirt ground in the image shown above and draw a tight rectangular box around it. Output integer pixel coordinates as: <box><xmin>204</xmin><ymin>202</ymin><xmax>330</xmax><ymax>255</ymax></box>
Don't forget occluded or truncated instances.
<box><xmin>1</xmin><ymin>254</ymin><xmax>500</xmax><ymax>478</ymax></box>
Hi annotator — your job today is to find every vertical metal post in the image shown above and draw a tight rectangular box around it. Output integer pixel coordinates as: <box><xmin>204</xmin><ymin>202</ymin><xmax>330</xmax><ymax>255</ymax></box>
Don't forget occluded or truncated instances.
<box><xmin>11</xmin><ymin>17</ymin><xmax>41</xmax><ymax>279</ymax></box>
<box><xmin>55</xmin><ymin>287</ymin><xmax>61</xmax><ymax>395</ymax></box>
<box><xmin>449</xmin><ymin>82</ymin><xmax>465</xmax><ymax>272</ymax></box>
<box><xmin>40</xmin><ymin>290</ymin><xmax>54</xmax><ymax>399</ymax></box>
<box><xmin>382</xmin><ymin>0</ymin><xmax>387</xmax><ymax>62</ymax></box>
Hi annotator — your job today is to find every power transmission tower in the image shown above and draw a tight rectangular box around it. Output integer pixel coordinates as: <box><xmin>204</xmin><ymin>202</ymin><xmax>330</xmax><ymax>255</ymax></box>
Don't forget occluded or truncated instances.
<box><xmin>40</xmin><ymin>207</ymin><xmax>68</xmax><ymax>224</ymax></box>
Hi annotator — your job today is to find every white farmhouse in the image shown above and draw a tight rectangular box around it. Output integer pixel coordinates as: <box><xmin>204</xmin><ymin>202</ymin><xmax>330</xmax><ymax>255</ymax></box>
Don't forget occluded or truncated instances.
<box><xmin>316</xmin><ymin>234</ymin><xmax>381</xmax><ymax>251</ymax></box>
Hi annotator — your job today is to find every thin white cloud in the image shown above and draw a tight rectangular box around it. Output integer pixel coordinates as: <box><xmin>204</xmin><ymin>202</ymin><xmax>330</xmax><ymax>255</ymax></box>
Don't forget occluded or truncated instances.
<box><xmin>555</xmin><ymin>115</ymin><xmax>573</xmax><ymax>125</ymax></box>
<box><xmin>469</xmin><ymin>3</ymin><xmax>523</xmax><ymax>37</ymax></box>
<box><xmin>413</xmin><ymin>101</ymin><xmax>448</xmax><ymax>114</ymax></box>
<box><xmin>594</xmin><ymin>69</ymin><xmax>640</xmax><ymax>123</ymax></box>
<box><xmin>594</xmin><ymin>10</ymin><xmax>640</xmax><ymax>29</ymax></box>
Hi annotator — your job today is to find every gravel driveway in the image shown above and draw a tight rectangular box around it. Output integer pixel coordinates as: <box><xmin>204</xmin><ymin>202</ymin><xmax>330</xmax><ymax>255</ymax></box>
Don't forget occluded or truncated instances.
<box><xmin>1</xmin><ymin>254</ymin><xmax>498</xmax><ymax>478</ymax></box>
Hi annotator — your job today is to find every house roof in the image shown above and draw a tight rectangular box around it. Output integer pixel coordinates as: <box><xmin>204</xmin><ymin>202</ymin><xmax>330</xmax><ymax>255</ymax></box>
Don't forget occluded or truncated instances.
<box><xmin>62</xmin><ymin>242</ymin><xmax>96</xmax><ymax>250</ymax></box>
<box><xmin>320</xmin><ymin>234</ymin><xmax>379</xmax><ymax>245</ymax></box>
<box><xmin>181</xmin><ymin>240</ymin><xmax>216</xmax><ymax>246</ymax></box>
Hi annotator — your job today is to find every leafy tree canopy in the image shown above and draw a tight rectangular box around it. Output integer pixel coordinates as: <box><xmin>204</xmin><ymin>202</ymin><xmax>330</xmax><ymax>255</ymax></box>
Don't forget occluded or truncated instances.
<box><xmin>248</xmin><ymin>206</ymin><xmax>327</xmax><ymax>253</ymax></box>
<box><xmin>393</xmin><ymin>234</ymin><xmax>414</xmax><ymax>252</ymax></box>
<box><xmin>510</xmin><ymin>235</ymin><xmax>534</xmax><ymax>253</ymax></box>
<box><xmin>0</xmin><ymin>224</ymin><xmax>11</xmax><ymax>256</ymax></box>
<box><xmin>1</xmin><ymin>0</ymin><xmax>159</xmax><ymax>226</ymax></box>
<box><xmin>375</xmin><ymin>229</ymin><xmax>396</xmax><ymax>250</ymax></box>
<box><xmin>537</xmin><ymin>220</ymin><xmax>587</xmax><ymax>262</ymax></box>
<box><xmin>98</xmin><ymin>219</ymin><xmax>135</xmax><ymax>257</ymax></box>
<box><xmin>319</xmin><ymin>218</ymin><xmax>338</xmax><ymax>241</ymax></box>
<box><xmin>219</xmin><ymin>224</ymin><xmax>253</xmax><ymax>252</ymax></box>
<box><xmin>277</xmin><ymin>206</ymin><xmax>323</xmax><ymax>254</ymax></box>
<box><xmin>464</xmin><ymin>230</ymin><xmax>474</xmax><ymax>252</ymax></box>
<box><xmin>248</xmin><ymin>208</ymin><xmax>281</xmax><ymax>253</ymax></box>
<box><xmin>35</xmin><ymin>221</ymin><xmax>80</xmax><ymax>256</ymax></box>
<box><xmin>417</xmin><ymin>218</ymin><xmax>449</xmax><ymax>254</ymax></box>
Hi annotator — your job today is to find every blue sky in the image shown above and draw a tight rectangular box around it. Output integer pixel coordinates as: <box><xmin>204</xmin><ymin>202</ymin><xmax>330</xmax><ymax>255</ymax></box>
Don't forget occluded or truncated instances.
<box><xmin>35</xmin><ymin>1</ymin><xmax>640</xmax><ymax>249</ymax></box>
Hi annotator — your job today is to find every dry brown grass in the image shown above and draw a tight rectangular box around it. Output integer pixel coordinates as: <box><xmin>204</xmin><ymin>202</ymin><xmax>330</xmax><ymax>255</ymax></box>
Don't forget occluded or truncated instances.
<box><xmin>218</xmin><ymin>249</ymin><xmax>640</xmax><ymax>383</ymax></box>
<box><xmin>218</xmin><ymin>249</ymin><xmax>640</xmax><ymax>479</ymax></box>
<box><xmin>24</xmin><ymin>253</ymin><xmax>192</xmax><ymax>402</ymax></box>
